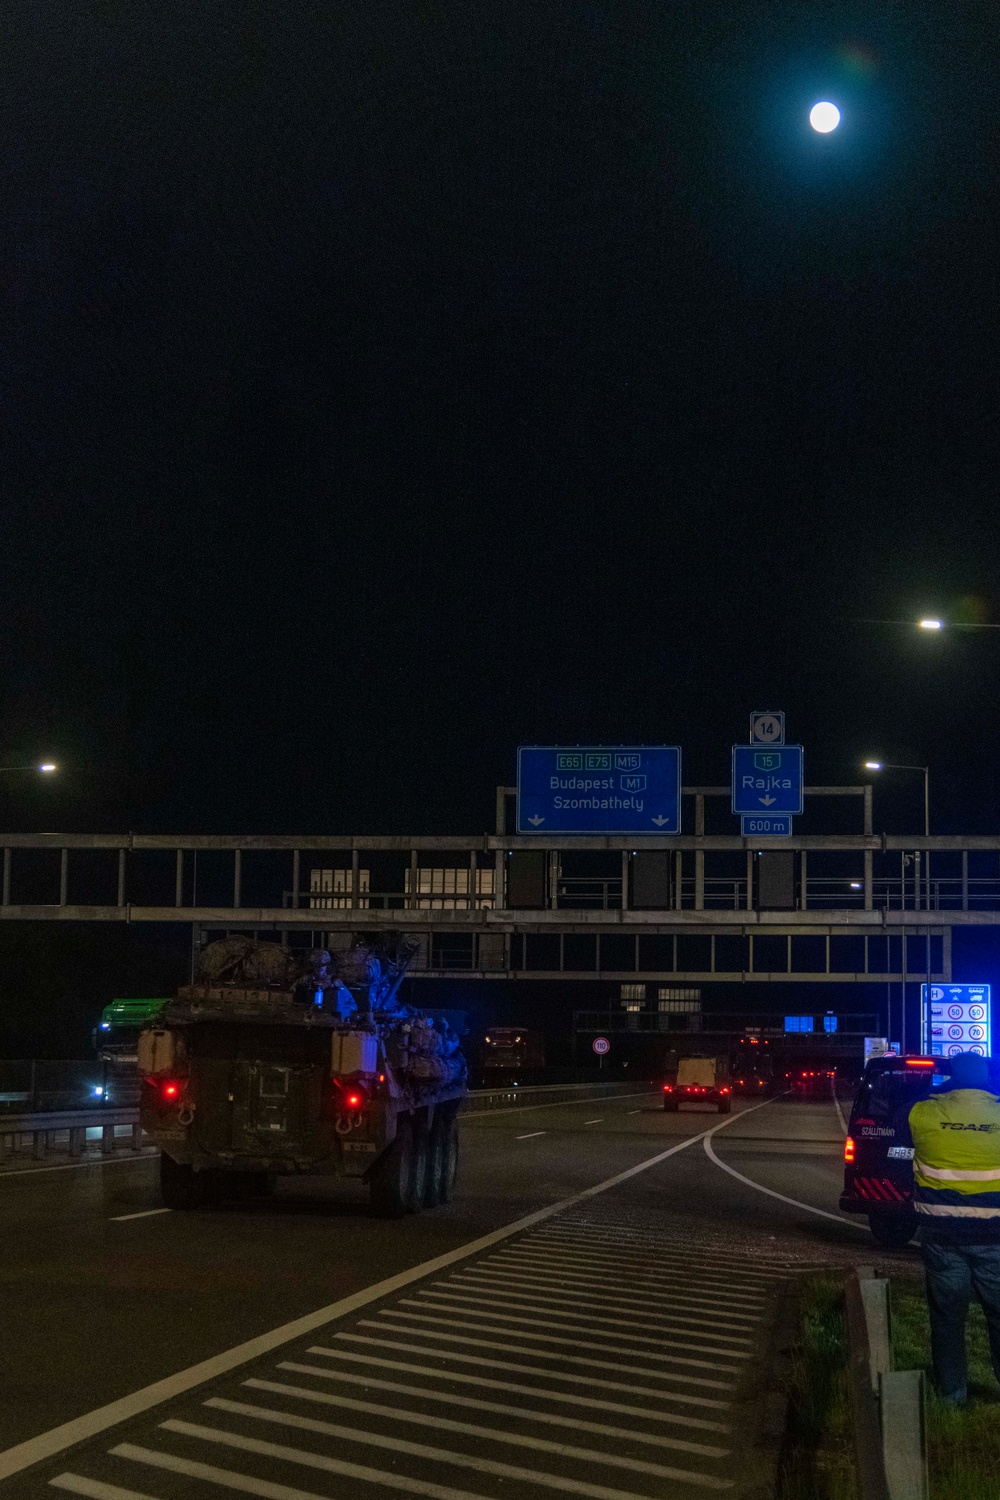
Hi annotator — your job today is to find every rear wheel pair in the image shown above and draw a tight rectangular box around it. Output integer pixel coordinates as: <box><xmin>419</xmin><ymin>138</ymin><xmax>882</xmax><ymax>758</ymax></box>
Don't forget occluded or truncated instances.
<box><xmin>868</xmin><ymin>1209</ymin><xmax>917</xmax><ymax>1248</ymax></box>
<box><xmin>369</xmin><ymin>1108</ymin><xmax>459</xmax><ymax>1218</ymax></box>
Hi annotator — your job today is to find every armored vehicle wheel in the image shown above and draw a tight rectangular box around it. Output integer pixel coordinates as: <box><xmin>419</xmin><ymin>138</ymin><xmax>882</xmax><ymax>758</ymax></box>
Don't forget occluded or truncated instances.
<box><xmin>160</xmin><ymin>1152</ymin><xmax>217</xmax><ymax>1210</ymax></box>
<box><xmin>663</xmin><ymin>1100</ymin><xmax>678</xmax><ymax>1112</ymax></box>
<box><xmin>439</xmin><ymin>1113</ymin><xmax>459</xmax><ymax>1205</ymax></box>
<box><xmin>717</xmin><ymin>1098</ymin><xmax>732</xmax><ymax>1115</ymax></box>
<box><xmin>425</xmin><ymin>1111</ymin><xmax>448</xmax><ymax>1207</ymax></box>
<box><xmin>406</xmin><ymin>1113</ymin><xmax>430</xmax><ymax>1214</ymax></box>
<box><xmin>868</xmin><ymin>1210</ymin><xmax>917</xmax><ymax>1248</ymax></box>
<box><xmin>369</xmin><ymin>1116</ymin><xmax>414</xmax><ymax>1218</ymax></box>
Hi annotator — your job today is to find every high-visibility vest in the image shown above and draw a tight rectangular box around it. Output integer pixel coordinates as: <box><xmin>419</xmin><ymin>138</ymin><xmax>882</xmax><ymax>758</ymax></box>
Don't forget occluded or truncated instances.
<box><xmin>909</xmin><ymin>1088</ymin><xmax>1000</xmax><ymax>1238</ymax></box>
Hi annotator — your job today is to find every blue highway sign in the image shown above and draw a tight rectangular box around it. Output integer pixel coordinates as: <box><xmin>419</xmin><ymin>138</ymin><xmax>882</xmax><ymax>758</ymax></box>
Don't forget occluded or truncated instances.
<box><xmin>740</xmin><ymin>814</ymin><xmax>793</xmax><ymax>837</ymax></box>
<box><xmin>732</xmin><ymin>745</ymin><xmax>803</xmax><ymax>816</ymax></box>
<box><xmin>517</xmin><ymin>746</ymin><xmax>681</xmax><ymax>835</ymax></box>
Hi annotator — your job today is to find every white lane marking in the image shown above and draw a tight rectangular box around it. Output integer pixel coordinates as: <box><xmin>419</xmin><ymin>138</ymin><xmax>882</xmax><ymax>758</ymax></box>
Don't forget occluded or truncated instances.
<box><xmin>371</xmin><ymin>1314</ymin><xmax>740</xmax><ymax>1380</ymax></box>
<box><xmin>467</xmin><ymin>1089</ymin><xmax>661</xmax><ymax>1120</ymax></box>
<box><xmin>361</xmin><ymin>1318</ymin><xmax>735</xmax><ymax>1390</ymax></box>
<box><xmin>428</xmin><ymin>1281</ymin><xmax>757</xmax><ymax>1336</ymax></box>
<box><xmin>448</xmin><ymin>1269</ymin><xmax>762</xmax><ymax>1322</ymax></box>
<box><xmin>49</xmin><ymin>1477</ymin><xmax>161</xmax><ymax>1500</ymax></box>
<box><xmin>322</xmin><ymin>1334</ymin><xmax>731</xmax><ymax>1408</ymax></box>
<box><xmin>534</xmin><ymin>1229</ymin><xmax>787</xmax><ymax>1271</ymax></box>
<box><xmin>401</xmin><ymin>1296</ymin><xmax>749</xmax><ymax>1368</ymax></box>
<box><xmin>234</xmin><ymin>1384</ymin><xmax>732</xmax><ymax>1480</ymax></box>
<box><xmin>484</xmin><ymin>1252</ymin><xmax>767</xmax><ymax>1305</ymax></box>
<box><xmin>0</xmin><ymin>1098</ymin><xmax>768</xmax><ymax>1482</ymax></box>
<box><xmin>293</xmin><ymin>1350</ymin><xmax>730</xmax><ymax>1431</ymax></box>
<box><xmin>414</xmin><ymin>1287</ymin><xmax>754</xmax><ymax>1347</ymax></box>
<box><xmin>832</xmin><ymin>1082</ymin><xmax>849</xmax><ymax>1138</ymax></box>
<box><xmin>110</xmin><ymin>1209</ymin><xmax>171</xmax><ymax>1223</ymax></box>
<box><xmin>0</xmin><ymin>1155</ymin><xmax>154</xmax><ymax>1182</ymax></box>
<box><xmin>268</xmin><ymin>1370</ymin><xmax>730</xmax><ymax>1457</ymax></box>
<box><xmin>516</xmin><ymin>1131</ymin><xmax>546</xmax><ymax>1140</ymax></box>
<box><xmin>512</xmin><ymin>1240</ymin><xmax>780</xmax><ymax>1282</ymax></box>
<box><xmin>702</xmin><ymin>1122</ymin><xmax>867</xmax><ymax>1229</ymax></box>
<box><xmin>197</xmin><ymin>1401</ymin><xmax>734</xmax><ymax>1497</ymax></box>
<box><xmin>583</xmin><ymin>1119</ymin><xmax>603</xmax><ymax>1125</ymax></box>
<box><xmin>628</xmin><ymin>1109</ymin><xmax>641</xmax><ymax>1115</ymax></box>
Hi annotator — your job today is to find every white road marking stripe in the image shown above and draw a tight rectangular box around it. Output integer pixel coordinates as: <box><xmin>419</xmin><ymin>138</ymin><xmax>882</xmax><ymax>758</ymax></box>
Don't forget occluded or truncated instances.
<box><xmin>391</xmin><ymin>1304</ymin><xmax>745</xmax><ymax>1371</ymax></box>
<box><xmin>628</xmin><ymin>1109</ymin><xmax>641</xmax><ymax>1114</ymax></box>
<box><xmin>448</xmin><ymin>1269</ymin><xmax>762</xmax><ymax>1322</ymax></box>
<box><xmin>0</xmin><ymin>1097</ymin><xmax>771</xmax><ymax>1483</ymax></box>
<box><xmin>425</xmin><ymin>1281</ymin><xmax>756</xmax><ymax>1338</ymax></box>
<box><xmin>516</xmin><ymin>1132</ymin><xmax>546</xmax><ymax>1140</ymax></box>
<box><xmin>234</xmin><ymin>1383</ymin><xmax>732</xmax><ymax>1480</ymax></box>
<box><xmin>419</xmin><ymin>1284</ymin><xmax>755</xmax><ymax>1356</ymax></box>
<box><xmin>485</xmin><ymin>1251</ymin><xmax>767</xmax><ymax>1304</ymax></box>
<box><xmin>292</xmin><ymin>1350</ymin><xmax>730</xmax><ymax>1430</ymax></box>
<box><xmin>110</xmin><ymin>1209</ymin><xmax>172</xmax><ymax>1223</ymax></box>
<box><xmin>198</xmin><ymin>1400</ymin><xmax>734</xmax><ymax>1496</ymax></box>
<box><xmin>360</xmin><ymin>1319</ymin><xmax>735</xmax><ymax>1389</ymax></box>
<box><xmin>267</xmin><ymin>1370</ymin><xmax>730</xmax><ymax>1457</ymax></box>
<box><xmin>702</xmin><ymin>1133</ymin><xmax>867</xmax><ymax>1228</ymax></box>
<box><xmin>49</xmin><ymin>1477</ymin><xmax>162</xmax><ymax>1500</ymax></box>
<box><xmin>533</xmin><ymin>1230</ymin><xmax>784</xmax><ymax>1274</ymax></box>
<box><xmin>322</xmin><ymin>1334</ymin><xmax>732</xmax><ymax>1408</ymax></box>
<box><xmin>583</xmin><ymin>1119</ymin><xmax>603</xmax><ymax>1125</ymax></box>
<box><xmin>508</xmin><ymin>1240</ymin><xmax>778</xmax><ymax>1284</ymax></box>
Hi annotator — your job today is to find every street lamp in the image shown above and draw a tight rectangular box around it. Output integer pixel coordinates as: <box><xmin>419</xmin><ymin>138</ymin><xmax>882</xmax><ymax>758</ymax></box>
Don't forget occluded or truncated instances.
<box><xmin>0</xmin><ymin>762</ymin><xmax>58</xmax><ymax>775</ymax></box>
<box><xmin>863</xmin><ymin>761</ymin><xmax>929</xmax><ymax>835</ymax></box>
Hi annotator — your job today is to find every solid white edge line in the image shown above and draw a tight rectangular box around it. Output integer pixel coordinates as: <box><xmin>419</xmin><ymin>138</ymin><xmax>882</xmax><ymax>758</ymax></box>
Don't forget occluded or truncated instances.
<box><xmin>0</xmin><ymin>1098</ymin><xmax>769</xmax><ymax>1483</ymax></box>
<box><xmin>702</xmin><ymin>1101</ymin><xmax>866</xmax><ymax>1229</ymax></box>
<box><xmin>110</xmin><ymin>1209</ymin><xmax>172</xmax><ymax>1223</ymax></box>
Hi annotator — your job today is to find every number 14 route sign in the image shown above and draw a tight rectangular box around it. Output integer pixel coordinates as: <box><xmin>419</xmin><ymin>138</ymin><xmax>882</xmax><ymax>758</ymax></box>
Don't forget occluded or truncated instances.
<box><xmin>732</xmin><ymin>745</ymin><xmax>804</xmax><ymax>815</ymax></box>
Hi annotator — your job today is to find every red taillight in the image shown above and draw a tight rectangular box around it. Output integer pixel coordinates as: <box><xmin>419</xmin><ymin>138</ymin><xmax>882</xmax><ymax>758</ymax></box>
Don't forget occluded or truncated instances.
<box><xmin>720</xmin><ymin>1087</ymin><xmax>730</xmax><ymax>1095</ymax></box>
<box><xmin>844</xmin><ymin>1136</ymin><xmax>856</xmax><ymax>1164</ymax></box>
<box><xmin>332</xmin><ymin>1079</ymin><xmax>368</xmax><ymax>1113</ymax></box>
<box><xmin>905</xmin><ymin>1059</ymin><xmax>935</xmax><ymax>1068</ymax></box>
<box><xmin>663</xmin><ymin>1084</ymin><xmax>672</xmax><ymax>1091</ymax></box>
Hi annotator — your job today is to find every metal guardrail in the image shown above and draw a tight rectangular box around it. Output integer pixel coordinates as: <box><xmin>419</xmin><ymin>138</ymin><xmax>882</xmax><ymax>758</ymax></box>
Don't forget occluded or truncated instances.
<box><xmin>0</xmin><ymin>1082</ymin><xmax>641</xmax><ymax>1166</ymax></box>
<box><xmin>0</xmin><ymin>1108</ymin><xmax>146</xmax><ymax>1163</ymax></box>
<box><xmin>846</xmin><ymin>1266</ymin><xmax>928</xmax><ymax>1500</ymax></box>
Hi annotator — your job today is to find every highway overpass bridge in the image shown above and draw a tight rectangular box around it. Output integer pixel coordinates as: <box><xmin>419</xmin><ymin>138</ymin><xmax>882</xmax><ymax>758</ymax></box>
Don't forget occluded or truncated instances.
<box><xmin>2</xmin><ymin>786</ymin><xmax>998</xmax><ymax>985</ymax></box>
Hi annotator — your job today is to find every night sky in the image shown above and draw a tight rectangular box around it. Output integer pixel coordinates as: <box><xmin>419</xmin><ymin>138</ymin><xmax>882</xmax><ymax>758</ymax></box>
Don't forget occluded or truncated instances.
<box><xmin>3</xmin><ymin>0</ymin><xmax>1000</xmax><ymax>842</ymax></box>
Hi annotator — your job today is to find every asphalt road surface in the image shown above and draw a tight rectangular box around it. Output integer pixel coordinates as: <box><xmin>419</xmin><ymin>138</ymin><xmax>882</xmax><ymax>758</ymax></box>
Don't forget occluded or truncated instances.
<box><xmin>0</xmin><ymin>1086</ymin><xmax>885</xmax><ymax>1498</ymax></box>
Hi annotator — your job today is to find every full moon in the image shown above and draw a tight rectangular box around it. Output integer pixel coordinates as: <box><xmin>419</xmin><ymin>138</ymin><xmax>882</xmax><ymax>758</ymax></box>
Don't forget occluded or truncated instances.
<box><xmin>809</xmin><ymin>101</ymin><xmax>841</xmax><ymax>133</ymax></box>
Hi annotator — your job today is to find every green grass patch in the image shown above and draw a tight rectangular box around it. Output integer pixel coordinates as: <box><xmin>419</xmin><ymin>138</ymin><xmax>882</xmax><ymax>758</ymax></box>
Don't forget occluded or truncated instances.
<box><xmin>777</xmin><ymin>1275</ymin><xmax>856</xmax><ymax>1500</ymax></box>
<box><xmin>891</xmin><ymin>1276</ymin><xmax>1000</xmax><ymax>1500</ymax></box>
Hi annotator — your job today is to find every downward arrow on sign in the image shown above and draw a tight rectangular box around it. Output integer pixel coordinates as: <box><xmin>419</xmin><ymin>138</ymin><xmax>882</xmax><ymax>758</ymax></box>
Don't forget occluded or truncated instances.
<box><xmin>528</xmin><ymin>815</ymin><xmax>545</xmax><ymax>826</ymax></box>
<box><xmin>651</xmin><ymin>816</ymin><xmax>670</xmax><ymax>827</ymax></box>
<box><xmin>759</xmin><ymin>795</ymin><xmax>777</xmax><ymax>806</ymax></box>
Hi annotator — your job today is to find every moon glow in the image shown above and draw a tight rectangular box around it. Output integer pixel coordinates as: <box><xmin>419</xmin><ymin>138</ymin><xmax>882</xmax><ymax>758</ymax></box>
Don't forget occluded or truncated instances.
<box><xmin>809</xmin><ymin>101</ymin><xmax>841</xmax><ymax>133</ymax></box>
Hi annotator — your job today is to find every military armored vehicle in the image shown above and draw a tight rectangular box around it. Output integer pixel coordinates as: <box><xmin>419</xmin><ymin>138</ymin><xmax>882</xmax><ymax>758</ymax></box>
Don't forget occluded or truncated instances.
<box><xmin>138</xmin><ymin>934</ymin><xmax>466</xmax><ymax>1216</ymax></box>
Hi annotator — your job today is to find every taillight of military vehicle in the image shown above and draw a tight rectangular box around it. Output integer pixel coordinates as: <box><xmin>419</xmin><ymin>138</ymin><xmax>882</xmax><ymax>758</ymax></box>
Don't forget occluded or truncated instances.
<box><xmin>844</xmin><ymin>1136</ymin><xmax>856</xmax><ymax>1164</ymax></box>
<box><xmin>333</xmin><ymin>1079</ymin><xmax>368</xmax><ymax>1112</ymax></box>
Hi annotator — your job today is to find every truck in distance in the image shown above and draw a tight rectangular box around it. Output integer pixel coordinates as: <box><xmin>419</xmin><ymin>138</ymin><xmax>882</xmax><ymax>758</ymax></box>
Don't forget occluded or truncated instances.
<box><xmin>662</xmin><ymin>1053</ymin><xmax>732</xmax><ymax>1113</ymax></box>
<box><xmin>138</xmin><ymin>935</ymin><xmax>466</xmax><ymax>1217</ymax></box>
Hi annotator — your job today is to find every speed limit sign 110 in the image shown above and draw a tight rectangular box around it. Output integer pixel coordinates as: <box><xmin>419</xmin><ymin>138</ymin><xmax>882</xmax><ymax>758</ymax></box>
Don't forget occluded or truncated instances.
<box><xmin>592</xmin><ymin>1037</ymin><xmax>611</xmax><ymax>1056</ymax></box>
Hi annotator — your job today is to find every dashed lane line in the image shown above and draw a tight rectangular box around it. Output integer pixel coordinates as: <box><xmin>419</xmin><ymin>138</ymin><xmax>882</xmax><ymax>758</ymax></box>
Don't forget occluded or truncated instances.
<box><xmin>110</xmin><ymin>1209</ymin><xmax>171</xmax><ymax>1223</ymax></box>
<box><xmin>583</xmin><ymin>1119</ymin><xmax>603</xmax><ymax>1125</ymax></box>
<box><xmin>516</xmin><ymin>1131</ymin><xmax>546</xmax><ymax>1140</ymax></box>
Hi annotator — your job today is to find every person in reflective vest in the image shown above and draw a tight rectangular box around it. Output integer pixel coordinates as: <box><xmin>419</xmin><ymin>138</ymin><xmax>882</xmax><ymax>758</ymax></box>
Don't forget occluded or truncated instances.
<box><xmin>909</xmin><ymin>1051</ymin><xmax>1000</xmax><ymax>1405</ymax></box>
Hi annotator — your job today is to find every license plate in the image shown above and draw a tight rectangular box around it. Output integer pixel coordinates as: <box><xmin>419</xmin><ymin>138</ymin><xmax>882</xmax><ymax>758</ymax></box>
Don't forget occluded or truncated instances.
<box><xmin>887</xmin><ymin>1146</ymin><xmax>914</xmax><ymax>1160</ymax></box>
<box><xmin>343</xmin><ymin>1141</ymin><xmax>377</xmax><ymax>1155</ymax></box>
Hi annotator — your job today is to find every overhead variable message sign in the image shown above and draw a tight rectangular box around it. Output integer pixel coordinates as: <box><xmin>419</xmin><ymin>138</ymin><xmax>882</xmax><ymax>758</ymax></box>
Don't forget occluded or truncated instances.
<box><xmin>921</xmin><ymin>983</ymin><xmax>992</xmax><ymax>1057</ymax></box>
<box><xmin>517</xmin><ymin>746</ymin><xmax>681</xmax><ymax>835</ymax></box>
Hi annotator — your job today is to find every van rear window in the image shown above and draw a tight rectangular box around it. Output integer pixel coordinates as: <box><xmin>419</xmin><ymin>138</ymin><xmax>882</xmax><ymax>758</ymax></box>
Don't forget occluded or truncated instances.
<box><xmin>854</xmin><ymin>1070</ymin><xmax>946</xmax><ymax>1122</ymax></box>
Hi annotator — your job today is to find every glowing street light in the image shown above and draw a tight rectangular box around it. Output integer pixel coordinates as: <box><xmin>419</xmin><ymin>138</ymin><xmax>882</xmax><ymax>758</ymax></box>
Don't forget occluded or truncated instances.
<box><xmin>918</xmin><ymin>618</ymin><xmax>943</xmax><ymax>631</ymax></box>
<box><xmin>0</xmin><ymin>762</ymin><xmax>58</xmax><ymax>775</ymax></box>
<box><xmin>809</xmin><ymin>101</ymin><xmax>841</xmax><ymax>134</ymax></box>
<box><xmin>864</xmin><ymin>761</ymin><xmax>882</xmax><ymax>771</ymax></box>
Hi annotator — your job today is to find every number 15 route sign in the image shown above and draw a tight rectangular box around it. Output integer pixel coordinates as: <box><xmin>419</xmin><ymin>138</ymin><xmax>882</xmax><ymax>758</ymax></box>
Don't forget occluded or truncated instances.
<box><xmin>731</xmin><ymin>745</ymin><xmax>804</xmax><ymax>816</ymax></box>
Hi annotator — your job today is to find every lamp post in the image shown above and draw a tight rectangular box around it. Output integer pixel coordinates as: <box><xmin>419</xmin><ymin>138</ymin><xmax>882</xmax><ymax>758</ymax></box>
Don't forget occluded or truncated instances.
<box><xmin>863</xmin><ymin>761</ymin><xmax>929</xmax><ymax>838</ymax></box>
<box><xmin>865</xmin><ymin>759</ymin><xmax>932</xmax><ymax>1055</ymax></box>
<box><xmin>0</xmin><ymin>763</ymin><xmax>57</xmax><ymax>775</ymax></box>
